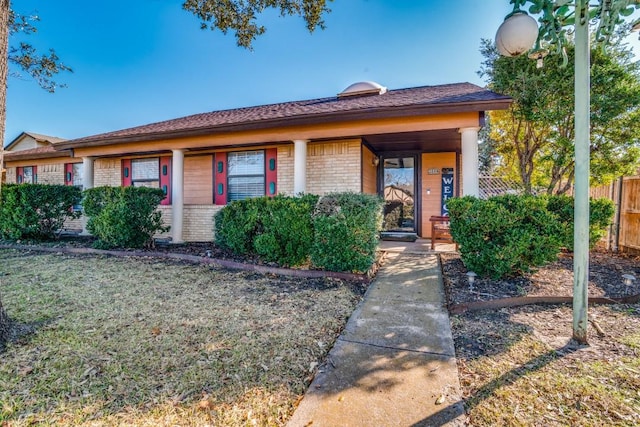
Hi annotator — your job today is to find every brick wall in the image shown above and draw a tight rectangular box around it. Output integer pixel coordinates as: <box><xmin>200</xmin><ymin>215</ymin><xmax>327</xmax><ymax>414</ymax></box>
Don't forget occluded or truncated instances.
<box><xmin>36</xmin><ymin>163</ymin><xmax>65</xmax><ymax>185</ymax></box>
<box><xmin>94</xmin><ymin>158</ymin><xmax>121</xmax><ymax>187</ymax></box>
<box><xmin>307</xmin><ymin>139</ymin><xmax>362</xmax><ymax>195</ymax></box>
<box><xmin>277</xmin><ymin>145</ymin><xmax>294</xmax><ymax>195</ymax></box>
<box><xmin>5</xmin><ymin>167</ymin><xmax>16</xmax><ymax>184</ymax></box>
<box><xmin>157</xmin><ymin>205</ymin><xmax>223</xmax><ymax>242</ymax></box>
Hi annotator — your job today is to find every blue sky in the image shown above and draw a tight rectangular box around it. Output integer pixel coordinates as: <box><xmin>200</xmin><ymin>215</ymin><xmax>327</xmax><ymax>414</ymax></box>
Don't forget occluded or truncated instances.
<box><xmin>5</xmin><ymin>1</ymin><xmax>640</xmax><ymax>146</ymax></box>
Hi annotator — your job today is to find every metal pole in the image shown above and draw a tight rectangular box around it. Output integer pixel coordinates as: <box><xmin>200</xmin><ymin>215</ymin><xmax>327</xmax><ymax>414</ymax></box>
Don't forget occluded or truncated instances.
<box><xmin>572</xmin><ymin>0</ymin><xmax>590</xmax><ymax>344</ymax></box>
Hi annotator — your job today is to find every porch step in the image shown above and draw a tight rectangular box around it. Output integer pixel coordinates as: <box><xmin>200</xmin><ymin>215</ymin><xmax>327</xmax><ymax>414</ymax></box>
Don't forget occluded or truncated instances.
<box><xmin>379</xmin><ymin>232</ymin><xmax>418</xmax><ymax>242</ymax></box>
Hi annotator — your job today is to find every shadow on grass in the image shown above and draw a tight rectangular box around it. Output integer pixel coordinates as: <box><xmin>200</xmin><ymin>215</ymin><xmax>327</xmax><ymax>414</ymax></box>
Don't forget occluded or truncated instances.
<box><xmin>409</xmin><ymin>341</ymin><xmax>578</xmax><ymax>427</ymax></box>
<box><xmin>0</xmin><ymin>318</ymin><xmax>50</xmax><ymax>353</ymax></box>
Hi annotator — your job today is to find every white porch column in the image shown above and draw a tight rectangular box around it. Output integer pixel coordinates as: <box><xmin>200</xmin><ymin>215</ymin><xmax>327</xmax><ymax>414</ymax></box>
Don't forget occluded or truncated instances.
<box><xmin>293</xmin><ymin>139</ymin><xmax>308</xmax><ymax>195</ymax></box>
<box><xmin>171</xmin><ymin>149</ymin><xmax>184</xmax><ymax>244</ymax></box>
<box><xmin>82</xmin><ymin>156</ymin><xmax>95</xmax><ymax>190</ymax></box>
<box><xmin>80</xmin><ymin>157</ymin><xmax>95</xmax><ymax>235</ymax></box>
<box><xmin>460</xmin><ymin>127</ymin><xmax>481</xmax><ymax>197</ymax></box>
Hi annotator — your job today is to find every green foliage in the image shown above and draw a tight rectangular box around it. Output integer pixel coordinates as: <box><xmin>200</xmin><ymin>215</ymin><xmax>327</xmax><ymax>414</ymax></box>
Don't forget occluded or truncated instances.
<box><xmin>0</xmin><ymin>184</ymin><xmax>82</xmax><ymax>241</ymax></box>
<box><xmin>480</xmin><ymin>33</ymin><xmax>640</xmax><ymax>194</ymax></box>
<box><xmin>183</xmin><ymin>0</ymin><xmax>331</xmax><ymax>49</ymax></box>
<box><xmin>448</xmin><ymin>195</ymin><xmax>562</xmax><ymax>279</ymax></box>
<box><xmin>253</xmin><ymin>194</ymin><xmax>319</xmax><ymax>266</ymax></box>
<box><xmin>214</xmin><ymin>193</ymin><xmax>382</xmax><ymax>272</ymax></box>
<box><xmin>545</xmin><ymin>195</ymin><xmax>615</xmax><ymax>250</ymax></box>
<box><xmin>215</xmin><ymin>195</ymin><xmax>319</xmax><ymax>267</ymax></box>
<box><xmin>311</xmin><ymin>193</ymin><xmax>383</xmax><ymax>273</ymax></box>
<box><xmin>214</xmin><ymin>197</ymin><xmax>268</xmax><ymax>255</ymax></box>
<box><xmin>83</xmin><ymin>186</ymin><xmax>169</xmax><ymax>249</ymax></box>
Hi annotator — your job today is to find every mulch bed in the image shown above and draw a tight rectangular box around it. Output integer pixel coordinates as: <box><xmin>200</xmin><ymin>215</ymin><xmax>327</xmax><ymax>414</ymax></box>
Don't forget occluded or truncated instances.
<box><xmin>441</xmin><ymin>250</ymin><xmax>640</xmax><ymax>306</ymax></box>
<box><xmin>441</xmin><ymin>250</ymin><xmax>640</xmax><ymax>362</ymax></box>
<box><xmin>0</xmin><ymin>236</ymin><xmax>378</xmax><ymax>283</ymax></box>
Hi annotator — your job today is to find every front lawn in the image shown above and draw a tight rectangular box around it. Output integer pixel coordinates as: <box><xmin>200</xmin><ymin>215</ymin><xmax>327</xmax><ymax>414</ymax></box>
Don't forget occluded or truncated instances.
<box><xmin>0</xmin><ymin>249</ymin><xmax>364</xmax><ymax>426</ymax></box>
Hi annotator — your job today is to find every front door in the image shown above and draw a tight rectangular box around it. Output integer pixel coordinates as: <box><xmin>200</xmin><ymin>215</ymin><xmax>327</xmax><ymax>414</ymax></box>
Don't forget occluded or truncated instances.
<box><xmin>382</xmin><ymin>156</ymin><xmax>416</xmax><ymax>233</ymax></box>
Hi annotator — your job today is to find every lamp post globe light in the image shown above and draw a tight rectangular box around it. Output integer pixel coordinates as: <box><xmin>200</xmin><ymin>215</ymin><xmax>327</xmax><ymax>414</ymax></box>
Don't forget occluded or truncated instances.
<box><xmin>495</xmin><ymin>0</ymin><xmax>640</xmax><ymax>344</ymax></box>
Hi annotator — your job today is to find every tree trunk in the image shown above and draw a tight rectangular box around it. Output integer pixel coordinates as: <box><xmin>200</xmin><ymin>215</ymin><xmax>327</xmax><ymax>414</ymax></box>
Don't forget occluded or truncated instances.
<box><xmin>0</xmin><ymin>0</ymin><xmax>11</xmax><ymax>346</ymax></box>
<box><xmin>0</xmin><ymin>295</ymin><xmax>9</xmax><ymax>346</ymax></box>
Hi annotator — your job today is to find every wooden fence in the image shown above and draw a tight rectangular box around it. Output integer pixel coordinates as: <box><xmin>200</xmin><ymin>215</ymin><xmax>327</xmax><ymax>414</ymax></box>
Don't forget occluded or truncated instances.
<box><xmin>590</xmin><ymin>176</ymin><xmax>640</xmax><ymax>254</ymax></box>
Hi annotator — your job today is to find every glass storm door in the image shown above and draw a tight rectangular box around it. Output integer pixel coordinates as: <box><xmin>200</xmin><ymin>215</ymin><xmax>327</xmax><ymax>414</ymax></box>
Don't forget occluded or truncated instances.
<box><xmin>382</xmin><ymin>157</ymin><xmax>416</xmax><ymax>232</ymax></box>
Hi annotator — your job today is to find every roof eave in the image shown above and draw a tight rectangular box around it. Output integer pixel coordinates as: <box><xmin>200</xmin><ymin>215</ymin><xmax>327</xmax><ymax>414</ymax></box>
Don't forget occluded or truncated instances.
<box><xmin>54</xmin><ymin>98</ymin><xmax>512</xmax><ymax>150</ymax></box>
<box><xmin>4</xmin><ymin>150</ymin><xmax>72</xmax><ymax>162</ymax></box>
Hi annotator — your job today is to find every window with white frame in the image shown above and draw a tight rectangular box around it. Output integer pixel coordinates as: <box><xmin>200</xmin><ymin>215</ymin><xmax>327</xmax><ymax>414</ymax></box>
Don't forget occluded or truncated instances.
<box><xmin>131</xmin><ymin>158</ymin><xmax>159</xmax><ymax>188</ymax></box>
<box><xmin>227</xmin><ymin>150</ymin><xmax>265</xmax><ymax>201</ymax></box>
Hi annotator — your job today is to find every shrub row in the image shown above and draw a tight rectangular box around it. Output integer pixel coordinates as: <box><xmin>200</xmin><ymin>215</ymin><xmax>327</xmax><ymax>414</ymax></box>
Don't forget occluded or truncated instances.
<box><xmin>0</xmin><ymin>184</ymin><xmax>82</xmax><ymax>240</ymax></box>
<box><xmin>448</xmin><ymin>194</ymin><xmax>615</xmax><ymax>279</ymax></box>
<box><xmin>215</xmin><ymin>193</ymin><xmax>383</xmax><ymax>273</ymax></box>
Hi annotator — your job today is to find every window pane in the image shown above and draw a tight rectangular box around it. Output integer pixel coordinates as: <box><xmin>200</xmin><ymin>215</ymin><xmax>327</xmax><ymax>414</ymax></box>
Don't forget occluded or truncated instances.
<box><xmin>23</xmin><ymin>166</ymin><xmax>34</xmax><ymax>184</ymax></box>
<box><xmin>132</xmin><ymin>158</ymin><xmax>159</xmax><ymax>180</ymax></box>
<box><xmin>228</xmin><ymin>176</ymin><xmax>265</xmax><ymax>201</ymax></box>
<box><xmin>228</xmin><ymin>151</ymin><xmax>264</xmax><ymax>175</ymax></box>
<box><xmin>72</xmin><ymin>163</ymin><xmax>84</xmax><ymax>187</ymax></box>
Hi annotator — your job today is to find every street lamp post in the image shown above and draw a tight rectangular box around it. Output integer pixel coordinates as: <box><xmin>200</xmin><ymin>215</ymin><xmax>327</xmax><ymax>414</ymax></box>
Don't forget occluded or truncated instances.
<box><xmin>495</xmin><ymin>0</ymin><xmax>640</xmax><ymax>344</ymax></box>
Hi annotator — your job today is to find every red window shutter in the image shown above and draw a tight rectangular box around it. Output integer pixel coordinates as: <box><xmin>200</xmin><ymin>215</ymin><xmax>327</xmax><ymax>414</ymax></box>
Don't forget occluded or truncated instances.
<box><xmin>214</xmin><ymin>152</ymin><xmax>228</xmax><ymax>205</ymax></box>
<box><xmin>265</xmin><ymin>148</ymin><xmax>277</xmax><ymax>197</ymax></box>
<box><xmin>16</xmin><ymin>167</ymin><xmax>24</xmax><ymax>184</ymax></box>
<box><xmin>33</xmin><ymin>166</ymin><xmax>37</xmax><ymax>183</ymax></box>
<box><xmin>159</xmin><ymin>156</ymin><xmax>172</xmax><ymax>205</ymax></box>
<box><xmin>122</xmin><ymin>159</ymin><xmax>132</xmax><ymax>187</ymax></box>
<box><xmin>64</xmin><ymin>163</ymin><xmax>74</xmax><ymax>185</ymax></box>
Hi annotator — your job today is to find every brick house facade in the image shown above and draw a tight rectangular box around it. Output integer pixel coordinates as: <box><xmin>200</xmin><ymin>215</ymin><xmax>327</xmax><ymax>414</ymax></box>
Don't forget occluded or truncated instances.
<box><xmin>3</xmin><ymin>82</ymin><xmax>510</xmax><ymax>242</ymax></box>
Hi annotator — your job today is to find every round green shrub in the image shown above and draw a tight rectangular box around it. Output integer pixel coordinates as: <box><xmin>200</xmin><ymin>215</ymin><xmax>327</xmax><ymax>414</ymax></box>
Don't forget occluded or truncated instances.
<box><xmin>448</xmin><ymin>195</ymin><xmax>563</xmax><ymax>279</ymax></box>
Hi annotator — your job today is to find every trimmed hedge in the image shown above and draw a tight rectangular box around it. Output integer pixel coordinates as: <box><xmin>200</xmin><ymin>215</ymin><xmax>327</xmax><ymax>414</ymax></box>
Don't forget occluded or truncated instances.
<box><xmin>311</xmin><ymin>193</ymin><xmax>383</xmax><ymax>273</ymax></box>
<box><xmin>0</xmin><ymin>184</ymin><xmax>82</xmax><ymax>240</ymax></box>
<box><xmin>83</xmin><ymin>186</ymin><xmax>169</xmax><ymax>249</ymax></box>
<box><xmin>254</xmin><ymin>195</ymin><xmax>319</xmax><ymax>266</ymax></box>
<box><xmin>545</xmin><ymin>195</ymin><xmax>615</xmax><ymax>250</ymax></box>
<box><xmin>448</xmin><ymin>195</ymin><xmax>563</xmax><ymax>279</ymax></box>
<box><xmin>214</xmin><ymin>195</ymin><xmax>319</xmax><ymax>266</ymax></box>
<box><xmin>214</xmin><ymin>193</ymin><xmax>383</xmax><ymax>272</ymax></box>
<box><xmin>213</xmin><ymin>197</ymin><xmax>268</xmax><ymax>255</ymax></box>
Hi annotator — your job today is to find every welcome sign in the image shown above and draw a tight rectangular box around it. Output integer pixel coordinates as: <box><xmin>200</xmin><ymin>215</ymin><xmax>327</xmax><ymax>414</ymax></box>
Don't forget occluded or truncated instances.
<box><xmin>441</xmin><ymin>168</ymin><xmax>454</xmax><ymax>216</ymax></box>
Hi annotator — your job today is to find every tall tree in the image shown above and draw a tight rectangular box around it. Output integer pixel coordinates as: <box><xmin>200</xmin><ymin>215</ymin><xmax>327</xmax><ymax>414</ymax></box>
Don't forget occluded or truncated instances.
<box><xmin>182</xmin><ymin>0</ymin><xmax>332</xmax><ymax>48</ymax></box>
<box><xmin>0</xmin><ymin>1</ymin><xmax>71</xmax><ymax>347</ymax></box>
<box><xmin>479</xmin><ymin>35</ymin><xmax>640</xmax><ymax>194</ymax></box>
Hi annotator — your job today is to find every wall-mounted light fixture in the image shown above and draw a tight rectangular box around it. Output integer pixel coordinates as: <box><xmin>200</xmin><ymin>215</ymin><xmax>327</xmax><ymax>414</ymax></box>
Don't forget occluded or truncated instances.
<box><xmin>372</xmin><ymin>156</ymin><xmax>380</xmax><ymax>167</ymax></box>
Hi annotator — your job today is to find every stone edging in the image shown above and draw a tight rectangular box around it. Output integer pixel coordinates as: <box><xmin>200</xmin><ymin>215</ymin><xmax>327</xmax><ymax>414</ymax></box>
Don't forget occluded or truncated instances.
<box><xmin>449</xmin><ymin>294</ymin><xmax>640</xmax><ymax>315</ymax></box>
<box><xmin>0</xmin><ymin>244</ymin><xmax>371</xmax><ymax>283</ymax></box>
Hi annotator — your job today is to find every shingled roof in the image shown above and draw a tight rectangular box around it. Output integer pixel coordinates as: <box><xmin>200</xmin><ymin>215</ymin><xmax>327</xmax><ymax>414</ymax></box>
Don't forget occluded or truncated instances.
<box><xmin>55</xmin><ymin>82</ymin><xmax>510</xmax><ymax>149</ymax></box>
<box><xmin>3</xmin><ymin>146</ymin><xmax>71</xmax><ymax>161</ymax></box>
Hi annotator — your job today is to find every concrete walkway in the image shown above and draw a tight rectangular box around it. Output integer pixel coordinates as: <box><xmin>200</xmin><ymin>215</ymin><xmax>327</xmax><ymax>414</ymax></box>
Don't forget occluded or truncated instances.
<box><xmin>287</xmin><ymin>252</ymin><xmax>465</xmax><ymax>427</ymax></box>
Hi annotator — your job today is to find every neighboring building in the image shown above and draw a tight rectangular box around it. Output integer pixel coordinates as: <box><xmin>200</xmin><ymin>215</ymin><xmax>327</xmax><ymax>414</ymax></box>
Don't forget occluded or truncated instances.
<box><xmin>3</xmin><ymin>82</ymin><xmax>511</xmax><ymax>242</ymax></box>
<box><xmin>3</xmin><ymin>132</ymin><xmax>78</xmax><ymax>186</ymax></box>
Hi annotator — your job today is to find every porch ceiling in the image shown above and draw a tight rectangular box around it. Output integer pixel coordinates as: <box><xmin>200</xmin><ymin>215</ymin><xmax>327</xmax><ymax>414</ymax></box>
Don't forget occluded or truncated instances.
<box><xmin>363</xmin><ymin>129</ymin><xmax>461</xmax><ymax>153</ymax></box>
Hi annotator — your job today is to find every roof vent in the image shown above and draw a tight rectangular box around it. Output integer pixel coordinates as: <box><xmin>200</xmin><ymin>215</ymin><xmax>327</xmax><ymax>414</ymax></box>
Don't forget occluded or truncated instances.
<box><xmin>338</xmin><ymin>81</ymin><xmax>388</xmax><ymax>99</ymax></box>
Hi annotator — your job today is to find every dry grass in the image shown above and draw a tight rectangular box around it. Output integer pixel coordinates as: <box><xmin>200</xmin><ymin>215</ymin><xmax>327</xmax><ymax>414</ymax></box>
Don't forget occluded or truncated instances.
<box><xmin>451</xmin><ymin>305</ymin><xmax>640</xmax><ymax>426</ymax></box>
<box><xmin>0</xmin><ymin>249</ymin><xmax>364</xmax><ymax>426</ymax></box>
